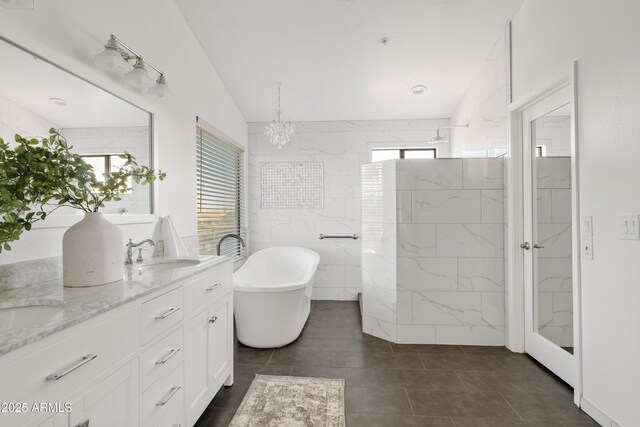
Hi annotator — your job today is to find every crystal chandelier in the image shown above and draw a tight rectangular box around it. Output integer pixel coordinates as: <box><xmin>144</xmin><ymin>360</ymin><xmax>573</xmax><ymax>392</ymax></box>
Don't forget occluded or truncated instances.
<box><xmin>265</xmin><ymin>82</ymin><xmax>294</xmax><ymax>149</ymax></box>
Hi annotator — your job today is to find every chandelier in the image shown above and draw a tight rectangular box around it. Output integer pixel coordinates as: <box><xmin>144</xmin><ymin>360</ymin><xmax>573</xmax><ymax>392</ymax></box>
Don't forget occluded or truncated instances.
<box><xmin>265</xmin><ymin>82</ymin><xmax>294</xmax><ymax>149</ymax></box>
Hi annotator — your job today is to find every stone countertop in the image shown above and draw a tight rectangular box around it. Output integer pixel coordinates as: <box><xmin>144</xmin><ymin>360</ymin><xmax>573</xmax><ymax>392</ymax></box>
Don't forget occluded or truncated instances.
<box><xmin>0</xmin><ymin>255</ymin><xmax>231</xmax><ymax>356</ymax></box>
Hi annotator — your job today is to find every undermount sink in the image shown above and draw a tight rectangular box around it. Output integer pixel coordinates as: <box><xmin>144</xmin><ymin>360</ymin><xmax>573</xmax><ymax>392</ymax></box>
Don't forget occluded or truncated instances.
<box><xmin>0</xmin><ymin>305</ymin><xmax>64</xmax><ymax>330</ymax></box>
<box><xmin>136</xmin><ymin>259</ymin><xmax>202</xmax><ymax>272</ymax></box>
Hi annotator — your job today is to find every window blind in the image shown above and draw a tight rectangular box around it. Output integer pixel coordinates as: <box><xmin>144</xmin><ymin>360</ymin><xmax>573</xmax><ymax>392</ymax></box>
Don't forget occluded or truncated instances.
<box><xmin>196</xmin><ymin>124</ymin><xmax>246</xmax><ymax>260</ymax></box>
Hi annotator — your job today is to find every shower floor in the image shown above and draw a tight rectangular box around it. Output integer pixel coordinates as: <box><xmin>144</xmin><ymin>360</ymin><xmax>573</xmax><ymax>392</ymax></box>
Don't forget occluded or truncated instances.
<box><xmin>195</xmin><ymin>301</ymin><xmax>596</xmax><ymax>426</ymax></box>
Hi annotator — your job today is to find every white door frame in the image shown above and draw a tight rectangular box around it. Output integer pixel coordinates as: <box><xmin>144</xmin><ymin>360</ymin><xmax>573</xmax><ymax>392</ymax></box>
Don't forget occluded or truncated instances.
<box><xmin>506</xmin><ymin>62</ymin><xmax>582</xmax><ymax>405</ymax></box>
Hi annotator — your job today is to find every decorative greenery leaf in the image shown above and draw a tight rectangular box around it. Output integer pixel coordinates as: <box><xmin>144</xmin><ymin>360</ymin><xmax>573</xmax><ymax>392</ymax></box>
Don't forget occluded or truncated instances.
<box><xmin>0</xmin><ymin>129</ymin><xmax>165</xmax><ymax>252</ymax></box>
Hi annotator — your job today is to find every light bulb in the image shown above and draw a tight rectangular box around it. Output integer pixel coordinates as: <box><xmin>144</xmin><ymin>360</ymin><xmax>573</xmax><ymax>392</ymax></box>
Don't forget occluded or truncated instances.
<box><xmin>94</xmin><ymin>36</ymin><xmax>129</xmax><ymax>73</ymax></box>
<box><xmin>148</xmin><ymin>74</ymin><xmax>172</xmax><ymax>98</ymax></box>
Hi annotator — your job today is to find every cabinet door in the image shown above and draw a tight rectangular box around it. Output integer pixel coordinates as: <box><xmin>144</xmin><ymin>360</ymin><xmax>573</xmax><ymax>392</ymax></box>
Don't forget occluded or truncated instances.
<box><xmin>185</xmin><ymin>308</ymin><xmax>212</xmax><ymax>426</ymax></box>
<box><xmin>68</xmin><ymin>360</ymin><xmax>139</xmax><ymax>427</ymax></box>
<box><xmin>209</xmin><ymin>295</ymin><xmax>232</xmax><ymax>389</ymax></box>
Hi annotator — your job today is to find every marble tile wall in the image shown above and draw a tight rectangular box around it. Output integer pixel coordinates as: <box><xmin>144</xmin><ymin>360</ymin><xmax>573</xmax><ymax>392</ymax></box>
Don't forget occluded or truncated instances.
<box><xmin>247</xmin><ymin>119</ymin><xmax>448</xmax><ymax>300</ymax></box>
<box><xmin>362</xmin><ymin>158</ymin><xmax>505</xmax><ymax>345</ymax></box>
<box><xmin>536</xmin><ymin>157</ymin><xmax>573</xmax><ymax>348</ymax></box>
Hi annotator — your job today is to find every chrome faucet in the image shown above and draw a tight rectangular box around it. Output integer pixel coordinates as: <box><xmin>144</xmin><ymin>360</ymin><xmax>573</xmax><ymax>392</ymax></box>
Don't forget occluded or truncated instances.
<box><xmin>216</xmin><ymin>234</ymin><xmax>245</xmax><ymax>256</ymax></box>
<box><xmin>126</xmin><ymin>239</ymin><xmax>155</xmax><ymax>264</ymax></box>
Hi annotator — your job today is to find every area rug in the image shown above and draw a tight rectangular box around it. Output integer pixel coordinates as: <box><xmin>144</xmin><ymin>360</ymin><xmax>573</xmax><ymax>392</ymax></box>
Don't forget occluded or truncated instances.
<box><xmin>229</xmin><ymin>374</ymin><xmax>345</xmax><ymax>427</ymax></box>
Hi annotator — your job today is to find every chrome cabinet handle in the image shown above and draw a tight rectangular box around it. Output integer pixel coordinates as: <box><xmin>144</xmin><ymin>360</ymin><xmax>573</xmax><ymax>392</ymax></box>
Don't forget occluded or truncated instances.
<box><xmin>520</xmin><ymin>242</ymin><xmax>531</xmax><ymax>250</ymax></box>
<box><xmin>156</xmin><ymin>348</ymin><xmax>180</xmax><ymax>365</ymax></box>
<box><xmin>533</xmin><ymin>243</ymin><xmax>545</xmax><ymax>249</ymax></box>
<box><xmin>209</xmin><ymin>316</ymin><xmax>218</xmax><ymax>324</ymax></box>
<box><xmin>155</xmin><ymin>307</ymin><xmax>180</xmax><ymax>320</ymax></box>
<box><xmin>172</xmin><ymin>424</ymin><xmax>181</xmax><ymax>427</ymax></box>
<box><xmin>206</xmin><ymin>283</ymin><xmax>222</xmax><ymax>292</ymax></box>
<box><xmin>46</xmin><ymin>354</ymin><xmax>97</xmax><ymax>381</ymax></box>
<box><xmin>156</xmin><ymin>385</ymin><xmax>180</xmax><ymax>406</ymax></box>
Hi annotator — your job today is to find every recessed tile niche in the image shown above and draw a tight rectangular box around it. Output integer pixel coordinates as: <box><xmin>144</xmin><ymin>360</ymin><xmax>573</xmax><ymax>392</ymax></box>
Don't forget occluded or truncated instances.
<box><xmin>261</xmin><ymin>161</ymin><xmax>324</xmax><ymax>209</ymax></box>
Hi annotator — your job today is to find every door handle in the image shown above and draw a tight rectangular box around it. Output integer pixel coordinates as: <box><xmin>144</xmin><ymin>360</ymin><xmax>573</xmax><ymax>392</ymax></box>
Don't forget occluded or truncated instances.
<box><xmin>533</xmin><ymin>243</ymin><xmax>545</xmax><ymax>249</ymax></box>
<box><xmin>209</xmin><ymin>316</ymin><xmax>218</xmax><ymax>324</ymax></box>
<box><xmin>520</xmin><ymin>242</ymin><xmax>531</xmax><ymax>250</ymax></box>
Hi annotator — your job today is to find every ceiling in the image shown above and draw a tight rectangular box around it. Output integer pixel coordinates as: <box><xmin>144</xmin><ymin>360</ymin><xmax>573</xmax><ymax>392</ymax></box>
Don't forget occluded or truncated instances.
<box><xmin>0</xmin><ymin>37</ymin><xmax>148</xmax><ymax>129</ymax></box>
<box><xmin>175</xmin><ymin>0</ymin><xmax>523</xmax><ymax>122</ymax></box>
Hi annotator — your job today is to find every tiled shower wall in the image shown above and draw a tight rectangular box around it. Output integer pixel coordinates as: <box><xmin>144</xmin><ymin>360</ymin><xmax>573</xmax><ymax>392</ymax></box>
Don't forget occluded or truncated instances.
<box><xmin>247</xmin><ymin>119</ymin><xmax>449</xmax><ymax>300</ymax></box>
<box><xmin>362</xmin><ymin>158</ymin><xmax>506</xmax><ymax>345</ymax></box>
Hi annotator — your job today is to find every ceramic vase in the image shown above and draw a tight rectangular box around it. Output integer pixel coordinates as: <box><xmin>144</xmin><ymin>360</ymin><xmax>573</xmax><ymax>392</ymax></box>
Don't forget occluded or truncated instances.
<box><xmin>63</xmin><ymin>212</ymin><xmax>124</xmax><ymax>287</ymax></box>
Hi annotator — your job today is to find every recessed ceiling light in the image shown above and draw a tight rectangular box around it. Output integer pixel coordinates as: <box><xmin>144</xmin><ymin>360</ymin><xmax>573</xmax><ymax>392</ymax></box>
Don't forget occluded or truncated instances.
<box><xmin>49</xmin><ymin>97</ymin><xmax>67</xmax><ymax>106</ymax></box>
<box><xmin>410</xmin><ymin>85</ymin><xmax>428</xmax><ymax>95</ymax></box>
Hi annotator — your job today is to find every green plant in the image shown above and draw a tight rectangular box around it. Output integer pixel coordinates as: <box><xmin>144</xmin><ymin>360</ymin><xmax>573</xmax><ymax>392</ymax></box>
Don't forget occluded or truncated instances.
<box><xmin>0</xmin><ymin>128</ymin><xmax>165</xmax><ymax>252</ymax></box>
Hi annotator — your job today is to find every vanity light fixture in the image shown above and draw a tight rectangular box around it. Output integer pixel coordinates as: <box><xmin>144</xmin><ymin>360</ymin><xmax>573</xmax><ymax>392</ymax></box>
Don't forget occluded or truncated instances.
<box><xmin>94</xmin><ymin>35</ymin><xmax>171</xmax><ymax>97</ymax></box>
<box><xmin>265</xmin><ymin>82</ymin><xmax>294</xmax><ymax>150</ymax></box>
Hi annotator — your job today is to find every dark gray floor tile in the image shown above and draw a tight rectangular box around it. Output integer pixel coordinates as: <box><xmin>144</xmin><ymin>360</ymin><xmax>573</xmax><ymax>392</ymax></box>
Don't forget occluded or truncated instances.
<box><xmin>460</xmin><ymin>345</ymin><xmax>514</xmax><ymax>355</ymax></box>
<box><xmin>232</xmin><ymin>364</ymin><xmax>292</xmax><ymax>385</ymax></box>
<box><xmin>391</xmin><ymin>343</ymin><xmax>465</xmax><ymax>354</ymax></box>
<box><xmin>302</xmin><ymin>324</ymin><xmax>365</xmax><ymax>339</ymax></box>
<box><xmin>212</xmin><ymin>383</ymin><xmax>250</xmax><ymax>409</ymax></box>
<box><xmin>312</xmin><ymin>300</ymin><xmax>359</xmax><ymax>311</ymax></box>
<box><xmin>268</xmin><ymin>348</ymin><xmax>347</xmax><ymax>367</ymax></box>
<box><xmin>348</xmin><ymin>368</ymin><xmax>466</xmax><ymax>390</ymax></box>
<box><xmin>501</xmin><ymin>390</ymin><xmax>596</xmax><ymax>422</ymax></box>
<box><xmin>560</xmin><ymin>421</ymin><xmax>599</xmax><ymax>426</ymax></box>
<box><xmin>346</xmin><ymin>351</ymin><xmax>424</xmax><ymax>369</ymax></box>
<box><xmin>194</xmin><ymin>406</ymin><xmax>237</xmax><ymax>427</ymax></box>
<box><xmin>347</xmin><ymin>413</ymin><xmax>455</xmax><ymax>427</ymax></box>
<box><xmin>345</xmin><ymin>387</ymin><xmax>413</xmax><ymax>415</ymax></box>
<box><xmin>407</xmin><ymin>389</ymin><xmax>519</xmax><ymax>418</ymax></box>
<box><xmin>419</xmin><ymin>354</ymin><xmax>504</xmax><ymax>370</ymax></box>
<box><xmin>456</xmin><ymin>369</ymin><xmax>572</xmax><ymax>396</ymax></box>
<box><xmin>290</xmin><ymin>365</ymin><xmax>353</xmax><ymax>380</ymax></box>
<box><xmin>452</xmin><ymin>418</ymin><xmax>564</xmax><ymax>427</ymax></box>
<box><xmin>233</xmin><ymin>347</ymin><xmax>274</xmax><ymax>365</ymax></box>
<box><xmin>494</xmin><ymin>353</ymin><xmax>545</xmax><ymax>371</ymax></box>
<box><xmin>284</xmin><ymin>335</ymin><xmax>391</xmax><ymax>352</ymax></box>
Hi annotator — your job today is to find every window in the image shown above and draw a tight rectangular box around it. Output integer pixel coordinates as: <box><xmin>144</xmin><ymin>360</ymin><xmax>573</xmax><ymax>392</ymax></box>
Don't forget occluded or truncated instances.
<box><xmin>80</xmin><ymin>154</ymin><xmax>132</xmax><ymax>188</ymax></box>
<box><xmin>371</xmin><ymin>148</ymin><xmax>436</xmax><ymax>162</ymax></box>
<box><xmin>196</xmin><ymin>124</ymin><xmax>246</xmax><ymax>260</ymax></box>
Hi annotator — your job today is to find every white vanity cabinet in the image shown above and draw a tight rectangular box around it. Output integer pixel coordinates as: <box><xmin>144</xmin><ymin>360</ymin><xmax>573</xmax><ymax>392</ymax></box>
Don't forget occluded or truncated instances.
<box><xmin>0</xmin><ymin>258</ymin><xmax>234</xmax><ymax>427</ymax></box>
<box><xmin>184</xmin><ymin>262</ymin><xmax>233</xmax><ymax>426</ymax></box>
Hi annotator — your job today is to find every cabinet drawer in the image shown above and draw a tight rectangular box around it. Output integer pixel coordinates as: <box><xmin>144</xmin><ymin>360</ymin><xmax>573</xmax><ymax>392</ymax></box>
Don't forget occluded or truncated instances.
<box><xmin>142</xmin><ymin>363</ymin><xmax>184</xmax><ymax>426</ymax></box>
<box><xmin>0</xmin><ymin>306</ymin><xmax>139</xmax><ymax>427</ymax></box>
<box><xmin>141</xmin><ymin>327</ymin><xmax>183</xmax><ymax>391</ymax></box>
<box><xmin>142</xmin><ymin>287</ymin><xmax>184</xmax><ymax>344</ymax></box>
<box><xmin>184</xmin><ymin>263</ymin><xmax>232</xmax><ymax>317</ymax></box>
<box><xmin>149</xmin><ymin>375</ymin><xmax>185</xmax><ymax>427</ymax></box>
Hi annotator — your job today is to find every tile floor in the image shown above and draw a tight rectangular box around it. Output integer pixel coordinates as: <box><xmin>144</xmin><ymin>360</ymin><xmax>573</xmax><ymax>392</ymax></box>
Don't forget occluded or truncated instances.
<box><xmin>195</xmin><ymin>301</ymin><xmax>597</xmax><ymax>427</ymax></box>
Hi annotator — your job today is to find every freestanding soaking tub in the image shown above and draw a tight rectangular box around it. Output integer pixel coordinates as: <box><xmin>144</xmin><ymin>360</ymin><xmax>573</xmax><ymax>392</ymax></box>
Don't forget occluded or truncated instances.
<box><xmin>233</xmin><ymin>246</ymin><xmax>320</xmax><ymax>348</ymax></box>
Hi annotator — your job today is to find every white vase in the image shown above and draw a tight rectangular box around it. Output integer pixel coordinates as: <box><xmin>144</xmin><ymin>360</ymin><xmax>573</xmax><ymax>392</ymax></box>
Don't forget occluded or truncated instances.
<box><xmin>63</xmin><ymin>212</ymin><xmax>124</xmax><ymax>287</ymax></box>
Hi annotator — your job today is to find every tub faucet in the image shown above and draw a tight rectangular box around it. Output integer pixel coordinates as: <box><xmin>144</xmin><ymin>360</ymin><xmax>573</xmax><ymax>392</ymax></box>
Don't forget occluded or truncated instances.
<box><xmin>216</xmin><ymin>234</ymin><xmax>245</xmax><ymax>256</ymax></box>
<box><xmin>126</xmin><ymin>239</ymin><xmax>155</xmax><ymax>264</ymax></box>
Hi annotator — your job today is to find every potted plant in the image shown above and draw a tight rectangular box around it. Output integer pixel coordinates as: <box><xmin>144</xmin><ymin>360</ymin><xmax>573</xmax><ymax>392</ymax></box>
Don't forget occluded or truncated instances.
<box><xmin>0</xmin><ymin>129</ymin><xmax>165</xmax><ymax>287</ymax></box>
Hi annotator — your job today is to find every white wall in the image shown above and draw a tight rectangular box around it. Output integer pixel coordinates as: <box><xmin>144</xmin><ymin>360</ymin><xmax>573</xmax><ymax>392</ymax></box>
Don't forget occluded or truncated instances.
<box><xmin>0</xmin><ymin>0</ymin><xmax>246</xmax><ymax>264</ymax></box>
<box><xmin>247</xmin><ymin>119</ymin><xmax>448</xmax><ymax>300</ymax></box>
<box><xmin>449</xmin><ymin>32</ymin><xmax>509</xmax><ymax>158</ymax></box>
<box><xmin>512</xmin><ymin>1</ymin><xmax>640</xmax><ymax>425</ymax></box>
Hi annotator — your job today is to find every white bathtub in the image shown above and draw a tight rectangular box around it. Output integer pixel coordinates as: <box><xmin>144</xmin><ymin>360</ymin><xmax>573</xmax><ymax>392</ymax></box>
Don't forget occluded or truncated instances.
<box><xmin>233</xmin><ymin>246</ymin><xmax>320</xmax><ymax>348</ymax></box>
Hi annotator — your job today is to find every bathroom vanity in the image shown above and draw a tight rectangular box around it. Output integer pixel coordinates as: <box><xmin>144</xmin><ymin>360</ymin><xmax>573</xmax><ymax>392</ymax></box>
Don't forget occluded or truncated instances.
<box><xmin>0</xmin><ymin>256</ymin><xmax>234</xmax><ymax>427</ymax></box>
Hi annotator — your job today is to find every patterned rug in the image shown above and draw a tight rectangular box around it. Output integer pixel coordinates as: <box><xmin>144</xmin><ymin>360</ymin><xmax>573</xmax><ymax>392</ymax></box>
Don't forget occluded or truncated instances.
<box><xmin>229</xmin><ymin>375</ymin><xmax>346</xmax><ymax>427</ymax></box>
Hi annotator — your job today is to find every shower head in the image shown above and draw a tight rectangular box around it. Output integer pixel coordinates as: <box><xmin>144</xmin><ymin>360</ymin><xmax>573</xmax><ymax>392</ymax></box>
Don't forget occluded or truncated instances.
<box><xmin>427</xmin><ymin>124</ymin><xmax>469</xmax><ymax>144</ymax></box>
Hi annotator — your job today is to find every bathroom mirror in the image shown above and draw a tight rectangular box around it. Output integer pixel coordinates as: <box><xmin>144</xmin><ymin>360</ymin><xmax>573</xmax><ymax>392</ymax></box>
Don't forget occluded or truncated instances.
<box><xmin>532</xmin><ymin>103</ymin><xmax>573</xmax><ymax>354</ymax></box>
<box><xmin>0</xmin><ymin>36</ymin><xmax>153</xmax><ymax>216</ymax></box>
